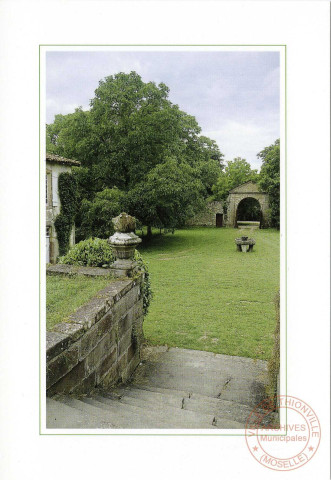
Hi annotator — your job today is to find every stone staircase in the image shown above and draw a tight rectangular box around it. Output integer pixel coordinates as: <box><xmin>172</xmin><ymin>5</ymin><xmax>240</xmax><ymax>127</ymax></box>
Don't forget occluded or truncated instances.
<box><xmin>47</xmin><ymin>346</ymin><xmax>276</xmax><ymax>429</ymax></box>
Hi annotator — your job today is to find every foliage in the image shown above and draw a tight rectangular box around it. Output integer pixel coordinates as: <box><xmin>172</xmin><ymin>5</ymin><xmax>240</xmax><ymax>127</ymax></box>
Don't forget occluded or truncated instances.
<box><xmin>134</xmin><ymin>250</ymin><xmax>153</xmax><ymax>315</ymax></box>
<box><xmin>212</xmin><ymin>157</ymin><xmax>259</xmax><ymax>202</ymax></box>
<box><xmin>126</xmin><ymin>158</ymin><xmax>206</xmax><ymax>233</ymax></box>
<box><xmin>46</xmin><ymin>108</ymin><xmax>95</xmax><ymax>166</ymax></box>
<box><xmin>54</xmin><ymin>172</ymin><xmax>77</xmax><ymax>256</ymax></box>
<box><xmin>47</xmin><ymin>72</ymin><xmax>223</xmax><ymax>234</ymax></box>
<box><xmin>58</xmin><ymin>237</ymin><xmax>114</xmax><ymax>267</ymax></box>
<box><xmin>140</xmin><ymin>227</ymin><xmax>280</xmax><ymax>360</ymax></box>
<box><xmin>58</xmin><ymin>238</ymin><xmax>153</xmax><ymax>315</ymax></box>
<box><xmin>266</xmin><ymin>290</ymin><xmax>280</xmax><ymax>409</ymax></box>
<box><xmin>78</xmin><ymin>187</ymin><xmax>125</xmax><ymax>240</ymax></box>
<box><xmin>258</xmin><ymin>139</ymin><xmax>280</xmax><ymax>229</ymax></box>
<box><xmin>197</xmin><ymin>157</ymin><xmax>223</xmax><ymax>197</ymax></box>
<box><xmin>57</xmin><ymin>172</ymin><xmax>77</xmax><ymax>218</ymax></box>
<box><xmin>54</xmin><ymin>214</ymin><xmax>72</xmax><ymax>256</ymax></box>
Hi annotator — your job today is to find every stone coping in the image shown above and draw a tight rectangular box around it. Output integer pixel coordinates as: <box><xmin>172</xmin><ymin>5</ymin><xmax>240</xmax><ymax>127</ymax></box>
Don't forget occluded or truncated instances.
<box><xmin>46</xmin><ymin>264</ymin><xmax>113</xmax><ymax>277</ymax></box>
<box><xmin>46</xmin><ymin>276</ymin><xmax>142</xmax><ymax>363</ymax></box>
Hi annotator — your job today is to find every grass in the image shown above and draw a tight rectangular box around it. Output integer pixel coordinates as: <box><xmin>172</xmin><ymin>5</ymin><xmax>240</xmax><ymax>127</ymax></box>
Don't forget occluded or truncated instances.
<box><xmin>138</xmin><ymin>227</ymin><xmax>280</xmax><ymax>361</ymax></box>
<box><xmin>46</xmin><ymin>275</ymin><xmax>111</xmax><ymax>330</ymax></box>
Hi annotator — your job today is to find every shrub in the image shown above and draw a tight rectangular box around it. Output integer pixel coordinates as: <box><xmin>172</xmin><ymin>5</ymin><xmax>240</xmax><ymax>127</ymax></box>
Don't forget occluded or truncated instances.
<box><xmin>266</xmin><ymin>289</ymin><xmax>280</xmax><ymax>410</ymax></box>
<box><xmin>58</xmin><ymin>238</ymin><xmax>114</xmax><ymax>267</ymax></box>
<box><xmin>58</xmin><ymin>239</ymin><xmax>153</xmax><ymax>316</ymax></box>
<box><xmin>134</xmin><ymin>250</ymin><xmax>153</xmax><ymax>316</ymax></box>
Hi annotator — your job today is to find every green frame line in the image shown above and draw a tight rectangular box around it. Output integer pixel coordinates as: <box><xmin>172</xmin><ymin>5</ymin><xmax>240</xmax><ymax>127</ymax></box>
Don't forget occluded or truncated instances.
<box><xmin>40</xmin><ymin>43</ymin><xmax>286</xmax><ymax>46</ymax></box>
<box><xmin>39</xmin><ymin>44</ymin><xmax>287</xmax><ymax>437</ymax></box>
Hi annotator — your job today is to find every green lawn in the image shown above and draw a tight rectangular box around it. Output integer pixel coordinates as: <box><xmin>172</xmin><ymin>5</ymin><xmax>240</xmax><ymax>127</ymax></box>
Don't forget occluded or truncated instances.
<box><xmin>138</xmin><ymin>227</ymin><xmax>280</xmax><ymax>360</ymax></box>
<box><xmin>46</xmin><ymin>276</ymin><xmax>111</xmax><ymax>330</ymax></box>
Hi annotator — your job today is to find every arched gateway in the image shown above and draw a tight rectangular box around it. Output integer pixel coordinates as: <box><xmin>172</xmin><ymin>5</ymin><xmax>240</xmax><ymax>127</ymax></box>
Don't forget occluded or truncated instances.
<box><xmin>227</xmin><ymin>181</ymin><xmax>269</xmax><ymax>228</ymax></box>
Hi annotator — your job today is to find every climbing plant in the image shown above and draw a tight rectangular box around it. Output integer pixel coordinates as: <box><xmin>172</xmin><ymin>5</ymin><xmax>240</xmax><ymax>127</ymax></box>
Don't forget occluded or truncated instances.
<box><xmin>266</xmin><ymin>290</ymin><xmax>280</xmax><ymax>410</ymax></box>
<box><xmin>54</xmin><ymin>172</ymin><xmax>77</xmax><ymax>256</ymax></box>
<box><xmin>134</xmin><ymin>250</ymin><xmax>153</xmax><ymax>316</ymax></box>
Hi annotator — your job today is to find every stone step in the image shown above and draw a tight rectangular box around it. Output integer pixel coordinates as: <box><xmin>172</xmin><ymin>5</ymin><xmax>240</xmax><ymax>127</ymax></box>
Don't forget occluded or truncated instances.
<box><xmin>46</xmin><ymin>346</ymin><xmax>273</xmax><ymax>430</ymax></box>
<box><xmin>133</xmin><ymin>372</ymin><xmax>265</xmax><ymax>409</ymax></box>
<box><xmin>61</xmin><ymin>396</ymin><xmax>168</xmax><ymax>429</ymax></box>
<box><xmin>135</xmin><ymin>362</ymin><xmax>233</xmax><ymax>398</ymax></box>
<box><xmin>92</xmin><ymin>394</ymin><xmax>223</xmax><ymax>429</ymax></box>
<box><xmin>128</xmin><ymin>385</ymin><xmax>278</xmax><ymax>427</ymax></box>
<box><xmin>83</xmin><ymin>396</ymin><xmax>173</xmax><ymax>428</ymax></box>
<box><xmin>131</xmin><ymin>362</ymin><xmax>266</xmax><ymax>407</ymax></box>
<box><xmin>149</xmin><ymin>347</ymin><xmax>267</xmax><ymax>379</ymax></box>
<box><xmin>46</xmin><ymin>397</ymin><xmax>115</xmax><ymax>429</ymax></box>
<box><xmin>113</xmin><ymin>386</ymin><xmax>255</xmax><ymax>425</ymax></box>
<box><xmin>104</xmin><ymin>391</ymin><xmax>245</xmax><ymax>429</ymax></box>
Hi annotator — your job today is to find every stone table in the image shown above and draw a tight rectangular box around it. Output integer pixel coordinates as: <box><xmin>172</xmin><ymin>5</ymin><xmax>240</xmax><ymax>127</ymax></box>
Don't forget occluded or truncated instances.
<box><xmin>235</xmin><ymin>236</ymin><xmax>256</xmax><ymax>252</ymax></box>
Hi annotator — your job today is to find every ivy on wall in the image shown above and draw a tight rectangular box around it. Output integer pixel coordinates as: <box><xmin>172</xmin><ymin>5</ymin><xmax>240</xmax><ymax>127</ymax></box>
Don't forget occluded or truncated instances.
<box><xmin>54</xmin><ymin>172</ymin><xmax>77</xmax><ymax>256</ymax></box>
<box><xmin>134</xmin><ymin>250</ymin><xmax>153</xmax><ymax>316</ymax></box>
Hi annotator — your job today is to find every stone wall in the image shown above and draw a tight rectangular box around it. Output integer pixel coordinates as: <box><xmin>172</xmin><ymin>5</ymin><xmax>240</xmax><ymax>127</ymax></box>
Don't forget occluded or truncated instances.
<box><xmin>226</xmin><ymin>181</ymin><xmax>270</xmax><ymax>228</ymax></box>
<box><xmin>187</xmin><ymin>201</ymin><xmax>224</xmax><ymax>227</ymax></box>
<box><xmin>46</xmin><ymin>272</ymin><xmax>144</xmax><ymax>396</ymax></box>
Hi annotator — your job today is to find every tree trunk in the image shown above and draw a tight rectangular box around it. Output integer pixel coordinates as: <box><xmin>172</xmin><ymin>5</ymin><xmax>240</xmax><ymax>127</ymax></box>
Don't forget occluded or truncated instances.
<box><xmin>147</xmin><ymin>225</ymin><xmax>152</xmax><ymax>239</ymax></box>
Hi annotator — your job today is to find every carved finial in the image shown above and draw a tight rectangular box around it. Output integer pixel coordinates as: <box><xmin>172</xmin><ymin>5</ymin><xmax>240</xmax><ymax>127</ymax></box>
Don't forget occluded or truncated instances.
<box><xmin>112</xmin><ymin>213</ymin><xmax>136</xmax><ymax>233</ymax></box>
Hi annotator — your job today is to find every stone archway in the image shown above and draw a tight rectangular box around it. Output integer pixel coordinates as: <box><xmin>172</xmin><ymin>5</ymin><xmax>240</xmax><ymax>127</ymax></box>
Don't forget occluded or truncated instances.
<box><xmin>226</xmin><ymin>181</ymin><xmax>269</xmax><ymax>228</ymax></box>
<box><xmin>236</xmin><ymin>197</ymin><xmax>262</xmax><ymax>226</ymax></box>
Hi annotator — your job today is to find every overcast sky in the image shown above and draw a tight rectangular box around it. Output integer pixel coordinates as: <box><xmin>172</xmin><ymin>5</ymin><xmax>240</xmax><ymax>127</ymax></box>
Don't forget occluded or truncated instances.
<box><xmin>46</xmin><ymin>50</ymin><xmax>279</xmax><ymax>170</ymax></box>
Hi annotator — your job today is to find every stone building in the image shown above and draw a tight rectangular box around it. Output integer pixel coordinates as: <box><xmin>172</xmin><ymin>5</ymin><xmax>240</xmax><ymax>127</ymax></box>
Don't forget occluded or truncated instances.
<box><xmin>187</xmin><ymin>201</ymin><xmax>224</xmax><ymax>227</ymax></box>
<box><xmin>226</xmin><ymin>181</ymin><xmax>269</xmax><ymax>228</ymax></box>
<box><xmin>46</xmin><ymin>153</ymin><xmax>80</xmax><ymax>263</ymax></box>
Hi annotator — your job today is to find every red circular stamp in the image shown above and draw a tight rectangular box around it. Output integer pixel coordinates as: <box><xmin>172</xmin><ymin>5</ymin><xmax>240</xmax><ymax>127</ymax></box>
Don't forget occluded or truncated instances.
<box><xmin>245</xmin><ymin>395</ymin><xmax>321</xmax><ymax>471</ymax></box>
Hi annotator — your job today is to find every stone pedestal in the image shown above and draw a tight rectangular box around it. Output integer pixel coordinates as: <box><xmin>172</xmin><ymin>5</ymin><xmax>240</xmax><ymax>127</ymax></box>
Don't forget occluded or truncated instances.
<box><xmin>108</xmin><ymin>213</ymin><xmax>142</xmax><ymax>277</ymax></box>
<box><xmin>110</xmin><ymin>258</ymin><xmax>139</xmax><ymax>278</ymax></box>
<box><xmin>235</xmin><ymin>236</ymin><xmax>256</xmax><ymax>252</ymax></box>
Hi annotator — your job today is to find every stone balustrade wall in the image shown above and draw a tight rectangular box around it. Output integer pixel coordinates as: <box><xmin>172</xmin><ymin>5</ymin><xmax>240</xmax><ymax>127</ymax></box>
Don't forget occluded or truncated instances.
<box><xmin>46</xmin><ymin>269</ymin><xmax>144</xmax><ymax>396</ymax></box>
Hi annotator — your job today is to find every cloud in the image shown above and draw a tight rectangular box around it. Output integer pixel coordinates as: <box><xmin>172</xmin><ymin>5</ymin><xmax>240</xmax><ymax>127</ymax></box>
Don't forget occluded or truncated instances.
<box><xmin>205</xmin><ymin>118</ymin><xmax>279</xmax><ymax>170</ymax></box>
<box><xmin>46</xmin><ymin>50</ymin><xmax>280</xmax><ymax>168</ymax></box>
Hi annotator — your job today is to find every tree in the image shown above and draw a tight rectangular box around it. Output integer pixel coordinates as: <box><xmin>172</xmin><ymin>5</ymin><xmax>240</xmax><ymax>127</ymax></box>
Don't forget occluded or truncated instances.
<box><xmin>77</xmin><ymin>187</ymin><xmax>125</xmax><ymax>240</ymax></box>
<box><xmin>126</xmin><ymin>158</ymin><xmax>206</xmax><ymax>237</ymax></box>
<box><xmin>47</xmin><ymin>71</ymin><xmax>224</xmax><ymax>236</ymax></box>
<box><xmin>212</xmin><ymin>157</ymin><xmax>259</xmax><ymax>202</ymax></box>
<box><xmin>46</xmin><ymin>108</ymin><xmax>95</xmax><ymax>167</ymax></box>
<box><xmin>258</xmin><ymin>139</ymin><xmax>280</xmax><ymax>229</ymax></box>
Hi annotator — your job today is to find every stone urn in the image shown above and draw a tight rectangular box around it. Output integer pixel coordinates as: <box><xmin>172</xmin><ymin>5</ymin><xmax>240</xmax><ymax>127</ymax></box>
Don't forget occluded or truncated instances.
<box><xmin>108</xmin><ymin>213</ymin><xmax>142</xmax><ymax>276</ymax></box>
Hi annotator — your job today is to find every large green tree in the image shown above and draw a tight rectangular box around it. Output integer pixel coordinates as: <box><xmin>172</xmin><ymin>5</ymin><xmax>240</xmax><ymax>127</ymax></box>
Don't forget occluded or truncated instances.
<box><xmin>126</xmin><ymin>158</ymin><xmax>206</xmax><ymax>236</ymax></box>
<box><xmin>212</xmin><ymin>157</ymin><xmax>259</xmax><ymax>202</ymax></box>
<box><xmin>258</xmin><ymin>139</ymin><xmax>280</xmax><ymax>229</ymax></box>
<box><xmin>47</xmin><ymin>72</ymin><xmax>223</xmax><ymax>237</ymax></box>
